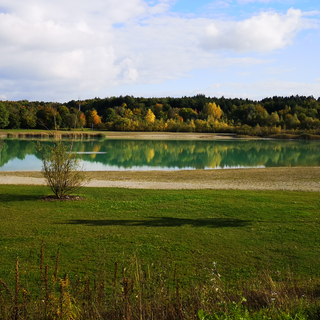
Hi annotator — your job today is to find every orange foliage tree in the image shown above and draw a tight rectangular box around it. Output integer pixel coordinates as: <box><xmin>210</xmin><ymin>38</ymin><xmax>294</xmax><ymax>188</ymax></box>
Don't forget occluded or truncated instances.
<box><xmin>79</xmin><ymin>113</ymin><xmax>86</xmax><ymax>127</ymax></box>
<box><xmin>85</xmin><ymin>109</ymin><xmax>102</xmax><ymax>128</ymax></box>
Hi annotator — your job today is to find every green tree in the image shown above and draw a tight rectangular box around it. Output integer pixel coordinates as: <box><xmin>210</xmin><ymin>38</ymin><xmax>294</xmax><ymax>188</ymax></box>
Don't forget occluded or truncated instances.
<box><xmin>20</xmin><ymin>107</ymin><xmax>37</xmax><ymax>129</ymax></box>
<box><xmin>104</xmin><ymin>108</ymin><xmax>116</xmax><ymax>122</ymax></box>
<box><xmin>7</xmin><ymin>112</ymin><xmax>21</xmax><ymax>129</ymax></box>
<box><xmin>179</xmin><ymin>108</ymin><xmax>198</xmax><ymax>122</ymax></box>
<box><xmin>285</xmin><ymin>113</ymin><xmax>300</xmax><ymax>129</ymax></box>
<box><xmin>36</xmin><ymin>105</ymin><xmax>62</xmax><ymax>129</ymax></box>
<box><xmin>65</xmin><ymin>114</ymin><xmax>78</xmax><ymax>129</ymax></box>
<box><xmin>267</xmin><ymin>111</ymin><xmax>280</xmax><ymax>126</ymax></box>
<box><xmin>58</xmin><ymin>105</ymin><xmax>71</xmax><ymax>127</ymax></box>
<box><xmin>154</xmin><ymin>103</ymin><xmax>163</xmax><ymax>118</ymax></box>
<box><xmin>0</xmin><ymin>102</ymin><xmax>9</xmax><ymax>128</ymax></box>
<box><xmin>57</xmin><ymin>105</ymin><xmax>70</xmax><ymax>119</ymax></box>
<box><xmin>168</xmin><ymin>108</ymin><xmax>180</xmax><ymax>120</ymax></box>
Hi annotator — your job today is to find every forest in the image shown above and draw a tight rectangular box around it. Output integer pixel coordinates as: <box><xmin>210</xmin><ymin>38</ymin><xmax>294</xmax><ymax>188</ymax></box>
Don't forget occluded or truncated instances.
<box><xmin>1</xmin><ymin>94</ymin><xmax>320</xmax><ymax>136</ymax></box>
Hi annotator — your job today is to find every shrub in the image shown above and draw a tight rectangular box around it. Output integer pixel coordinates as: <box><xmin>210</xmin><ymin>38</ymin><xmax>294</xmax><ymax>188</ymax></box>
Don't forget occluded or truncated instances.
<box><xmin>37</xmin><ymin>139</ymin><xmax>89</xmax><ymax>199</ymax></box>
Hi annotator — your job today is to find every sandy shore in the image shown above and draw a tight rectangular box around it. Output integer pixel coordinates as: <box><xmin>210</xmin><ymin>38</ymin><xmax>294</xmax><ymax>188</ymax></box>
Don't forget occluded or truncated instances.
<box><xmin>0</xmin><ymin>167</ymin><xmax>319</xmax><ymax>191</ymax></box>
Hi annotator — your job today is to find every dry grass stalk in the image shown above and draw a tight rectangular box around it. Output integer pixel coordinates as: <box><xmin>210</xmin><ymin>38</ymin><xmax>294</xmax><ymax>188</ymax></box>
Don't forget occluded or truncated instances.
<box><xmin>1</xmin><ymin>246</ymin><xmax>320</xmax><ymax>320</ymax></box>
<box><xmin>13</xmin><ymin>259</ymin><xmax>20</xmax><ymax>320</ymax></box>
<box><xmin>0</xmin><ymin>279</ymin><xmax>13</xmax><ymax>301</ymax></box>
<box><xmin>45</xmin><ymin>265</ymin><xmax>49</xmax><ymax>304</ymax></box>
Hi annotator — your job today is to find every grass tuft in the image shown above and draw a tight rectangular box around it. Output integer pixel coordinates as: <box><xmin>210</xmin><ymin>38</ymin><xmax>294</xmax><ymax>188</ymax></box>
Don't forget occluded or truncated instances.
<box><xmin>0</xmin><ymin>249</ymin><xmax>319</xmax><ymax>319</ymax></box>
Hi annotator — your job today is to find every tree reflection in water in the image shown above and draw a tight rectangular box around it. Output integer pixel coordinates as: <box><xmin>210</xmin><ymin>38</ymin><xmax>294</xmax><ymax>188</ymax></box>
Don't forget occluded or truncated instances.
<box><xmin>1</xmin><ymin>139</ymin><xmax>320</xmax><ymax>171</ymax></box>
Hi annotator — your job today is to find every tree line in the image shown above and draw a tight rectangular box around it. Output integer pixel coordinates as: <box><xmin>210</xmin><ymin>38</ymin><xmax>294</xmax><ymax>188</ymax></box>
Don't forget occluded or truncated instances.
<box><xmin>1</xmin><ymin>94</ymin><xmax>320</xmax><ymax>135</ymax></box>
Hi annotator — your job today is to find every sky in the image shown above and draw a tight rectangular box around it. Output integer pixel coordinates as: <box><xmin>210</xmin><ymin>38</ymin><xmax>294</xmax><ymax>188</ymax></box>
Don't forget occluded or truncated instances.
<box><xmin>0</xmin><ymin>0</ymin><xmax>319</xmax><ymax>102</ymax></box>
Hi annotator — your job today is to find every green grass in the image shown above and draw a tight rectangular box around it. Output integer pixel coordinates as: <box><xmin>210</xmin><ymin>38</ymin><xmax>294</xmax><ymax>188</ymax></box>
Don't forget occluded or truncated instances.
<box><xmin>1</xmin><ymin>185</ymin><xmax>319</xmax><ymax>284</ymax></box>
<box><xmin>1</xmin><ymin>185</ymin><xmax>320</xmax><ymax>319</ymax></box>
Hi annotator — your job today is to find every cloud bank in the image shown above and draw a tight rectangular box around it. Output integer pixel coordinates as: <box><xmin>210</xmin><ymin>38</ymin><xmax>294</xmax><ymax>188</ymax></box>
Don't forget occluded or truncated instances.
<box><xmin>0</xmin><ymin>0</ymin><xmax>318</xmax><ymax>101</ymax></box>
<box><xmin>203</xmin><ymin>8</ymin><xmax>306</xmax><ymax>52</ymax></box>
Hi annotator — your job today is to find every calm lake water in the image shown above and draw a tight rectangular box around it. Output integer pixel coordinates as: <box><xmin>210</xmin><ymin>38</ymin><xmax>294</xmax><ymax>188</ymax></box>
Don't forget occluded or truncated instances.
<box><xmin>1</xmin><ymin>138</ymin><xmax>320</xmax><ymax>171</ymax></box>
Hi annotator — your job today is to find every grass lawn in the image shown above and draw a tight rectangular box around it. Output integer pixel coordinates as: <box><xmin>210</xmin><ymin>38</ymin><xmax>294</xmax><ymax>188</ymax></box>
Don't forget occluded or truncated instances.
<box><xmin>1</xmin><ymin>185</ymin><xmax>320</xmax><ymax>287</ymax></box>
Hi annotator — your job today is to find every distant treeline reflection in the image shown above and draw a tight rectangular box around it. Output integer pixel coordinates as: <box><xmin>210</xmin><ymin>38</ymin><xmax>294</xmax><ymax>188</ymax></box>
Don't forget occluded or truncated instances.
<box><xmin>1</xmin><ymin>139</ymin><xmax>320</xmax><ymax>170</ymax></box>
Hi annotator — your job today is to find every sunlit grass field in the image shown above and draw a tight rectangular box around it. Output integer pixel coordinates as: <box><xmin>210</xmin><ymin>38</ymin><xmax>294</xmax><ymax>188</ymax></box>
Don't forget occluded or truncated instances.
<box><xmin>1</xmin><ymin>185</ymin><xmax>320</xmax><ymax>319</ymax></box>
<box><xmin>1</xmin><ymin>185</ymin><xmax>319</xmax><ymax>281</ymax></box>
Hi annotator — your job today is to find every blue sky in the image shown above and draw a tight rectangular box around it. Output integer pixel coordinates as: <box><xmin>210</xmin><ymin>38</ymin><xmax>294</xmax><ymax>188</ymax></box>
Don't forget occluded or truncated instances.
<box><xmin>0</xmin><ymin>0</ymin><xmax>319</xmax><ymax>102</ymax></box>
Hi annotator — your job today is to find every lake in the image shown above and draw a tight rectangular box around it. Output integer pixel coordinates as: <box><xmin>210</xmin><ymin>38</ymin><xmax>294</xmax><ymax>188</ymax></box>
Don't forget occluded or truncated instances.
<box><xmin>1</xmin><ymin>138</ymin><xmax>320</xmax><ymax>171</ymax></box>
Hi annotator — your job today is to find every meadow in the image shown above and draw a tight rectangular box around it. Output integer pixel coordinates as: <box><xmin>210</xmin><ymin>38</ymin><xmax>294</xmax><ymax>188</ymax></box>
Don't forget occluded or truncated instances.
<box><xmin>0</xmin><ymin>185</ymin><xmax>320</xmax><ymax>319</ymax></box>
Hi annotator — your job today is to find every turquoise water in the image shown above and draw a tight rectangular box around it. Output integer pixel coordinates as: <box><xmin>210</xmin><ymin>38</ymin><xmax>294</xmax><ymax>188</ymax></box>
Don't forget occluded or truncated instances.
<box><xmin>1</xmin><ymin>138</ymin><xmax>320</xmax><ymax>171</ymax></box>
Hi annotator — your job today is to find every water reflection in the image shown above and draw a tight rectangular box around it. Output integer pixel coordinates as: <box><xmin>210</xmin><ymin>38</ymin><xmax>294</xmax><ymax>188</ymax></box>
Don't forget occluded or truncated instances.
<box><xmin>1</xmin><ymin>138</ymin><xmax>320</xmax><ymax>171</ymax></box>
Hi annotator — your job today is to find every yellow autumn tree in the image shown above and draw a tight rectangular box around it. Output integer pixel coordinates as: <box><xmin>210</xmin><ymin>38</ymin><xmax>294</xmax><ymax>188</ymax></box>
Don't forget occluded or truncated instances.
<box><xmin>203</xmin><ymin>102</ymin><xmax>223</xmax><ymax>120</ymax></box>
<box><xmin>145</xmin><ymin>109</ymin><xmax>155</xmax><ymax>123</ymax></box>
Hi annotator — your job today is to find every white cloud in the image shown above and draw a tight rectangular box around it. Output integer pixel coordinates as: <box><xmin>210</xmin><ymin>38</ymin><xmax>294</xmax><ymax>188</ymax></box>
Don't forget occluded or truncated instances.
<box><xmin>0</xmin><ymin>0</ymin><xmax>149</xmax><ymax>24</ymax></box>
<box><xmin>0</xmin><ymin>0</ymin><xmax>318</xmax><ymax>101</ymax></box>
<box><xmin>302</xmin><ymin>11</ymin><xmax>320</xmax><ymax>17</ymax></box>
<box><xmin>203</xmin><ymin>8</ymin><xmax>309</xmax><ymax>53</ymax></box>
<box><xmin>112</xmin><ymin>14</ymin><xmax>271</xmax><ymax>86</ymax></box>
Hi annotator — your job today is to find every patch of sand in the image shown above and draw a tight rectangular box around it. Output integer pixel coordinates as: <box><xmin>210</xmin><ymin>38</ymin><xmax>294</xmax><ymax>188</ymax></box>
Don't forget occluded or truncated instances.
<box><xmin>0</xmin><ymin>167</ymin><xmax>319</xmax><ymax>191</ymax></box>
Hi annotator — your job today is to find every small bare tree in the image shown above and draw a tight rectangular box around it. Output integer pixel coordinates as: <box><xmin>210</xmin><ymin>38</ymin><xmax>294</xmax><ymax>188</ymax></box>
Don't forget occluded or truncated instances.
<box><xmin>37</xmin><ymin>139</ymin><xmax>89</xmax><ymax>199</ymax></box>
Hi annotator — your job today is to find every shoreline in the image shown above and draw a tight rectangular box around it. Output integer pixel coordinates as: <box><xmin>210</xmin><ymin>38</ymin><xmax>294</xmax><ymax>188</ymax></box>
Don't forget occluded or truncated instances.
<box><xmin>1</xmin><ymin>167</ymin><xmax>319</xmax><ymax>191</ymax></box>
<box><xmin>0</xmin><ymin>131</ymin><xmax>239</xmax><ymax>140</ymax></box>
<box><xmin>2</xmin><ymin>130</ymin><xmax>320</xmax><ymax>141</ymax></box>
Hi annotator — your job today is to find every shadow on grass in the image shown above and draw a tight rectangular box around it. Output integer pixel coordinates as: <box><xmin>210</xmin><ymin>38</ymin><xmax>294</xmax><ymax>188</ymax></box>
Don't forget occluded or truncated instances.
<box><xmin>0</xmin><ymin>193</ymin><xmax>41</xmax><ymax>202</ymax></box>
<box><xmin>63</xmin><ymin>217</ymin><xmax>251</xmax><ymax>228</ymax></box>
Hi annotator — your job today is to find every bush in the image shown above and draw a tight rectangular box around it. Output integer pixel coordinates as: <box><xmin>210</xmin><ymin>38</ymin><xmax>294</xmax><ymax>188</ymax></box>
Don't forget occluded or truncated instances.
<box><xmin>37</xmin><ymin>139</ymin><xmax>89</xmax><ymax>199</ymax></box>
